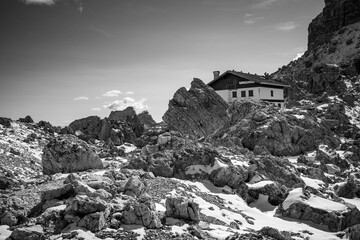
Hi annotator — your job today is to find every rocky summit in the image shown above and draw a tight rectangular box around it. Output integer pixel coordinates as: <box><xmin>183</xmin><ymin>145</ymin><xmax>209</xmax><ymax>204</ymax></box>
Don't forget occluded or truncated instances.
<box><xmin>1</xmin><ymin>0</ymin><xmax>360</xmax><ymax>240</ymax></box>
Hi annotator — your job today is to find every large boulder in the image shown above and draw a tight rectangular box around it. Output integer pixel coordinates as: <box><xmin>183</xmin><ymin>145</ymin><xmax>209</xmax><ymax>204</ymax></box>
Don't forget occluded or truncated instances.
<box><xmin>210</xmin><ymin>165</ymin><xmax>247</xmax><ymax>189</ymax></box>
<box><xmin>0</xmin><ymin>117</ymin><xmax>12</xmax><ymax>128</ymax></box>
<box><xmin>278</xmin><ymin>188</ymin><xmax>360</xmax><ymax>232</ymax></box>
<box><xmin>8</xmin><ymin>225</ymin><xmax>45</xmax><ymax>240</ymax></box>
<box><xmin>42</xmin><ymin>134</ymin><xmax>103</xmax><ymax>175</ymax></box>
<box><xmin>18</xmin><ymin>115</ymin><xmax>34</xmax><ymax>123</ymax></box>
<box><xmin>109</xmin><ymin>107</ymin><xmax>145</xmax><ymax>138</ymax></box>
<box><xmin>165</xmin><ymin>196</ymin><xmax>200</xmax><ymax>222</ymax></box>
<box><xmin>163</xmin><ymin>78</ymin><xmax>229</xmax><ymax>137</ymax></box>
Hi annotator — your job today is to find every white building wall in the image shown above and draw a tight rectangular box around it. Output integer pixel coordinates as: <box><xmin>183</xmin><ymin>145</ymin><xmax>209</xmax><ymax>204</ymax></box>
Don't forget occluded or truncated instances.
<box><xmin>259</xmin><ymin>87</ymin><xmax>283</xmax><ymax>100</ymax></box>
<box><xmin>215</xmin><ymin>87</ymin><xmax>285</xmax><ymax>108</ymax></box>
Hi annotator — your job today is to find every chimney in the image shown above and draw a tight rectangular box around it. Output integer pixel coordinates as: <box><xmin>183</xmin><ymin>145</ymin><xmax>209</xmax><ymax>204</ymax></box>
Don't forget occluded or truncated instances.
<box><xmin>213</xmin><ymin>71</ymin><xmax>220</xmax><ymax>80</ymax></box>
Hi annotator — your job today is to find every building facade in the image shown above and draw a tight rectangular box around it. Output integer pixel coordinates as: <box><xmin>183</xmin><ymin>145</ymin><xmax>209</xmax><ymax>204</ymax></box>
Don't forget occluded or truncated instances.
<box><xmin>208</xmin><ymin>70</ymin><xmax>288</xmax><ymax>108</ymax></box>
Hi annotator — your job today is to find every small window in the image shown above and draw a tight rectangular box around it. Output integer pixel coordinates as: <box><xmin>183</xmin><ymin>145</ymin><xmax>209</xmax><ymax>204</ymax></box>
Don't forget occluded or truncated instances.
<box><xmin>241</xmin><ymin>91</ymin><xmax>246</xmax><ymax>97</ymax></box>
<box><xmin>271</xmin><ymin>90</ymin><xmax>274</xmax><ymax>97</ymax></box>
<box><xmin>248</xmin><ymin>90</ymin><xmax>254</xmax><ymax>97</ymax></box>
<box><xmin>232</xmin><ymin>91</ymin><xmax>237</xmax><ymax>98</ymax></box>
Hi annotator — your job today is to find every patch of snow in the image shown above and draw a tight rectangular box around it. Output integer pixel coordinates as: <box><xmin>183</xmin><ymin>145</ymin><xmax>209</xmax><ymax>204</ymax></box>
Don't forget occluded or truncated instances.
<box><xmin>341</xmin><ymin>198</ymin><xmax>360</xmax><ymax>210</ymax></box>
<box><xmin>283</xmin><ymin>188</ymin><xmax>347</xmax><ymax>212</ymax></box>
<box><xmin>316</xmin><ymin>104</ymin><xmax>329</xmax><ymax>110</ymax></box>
<box><xmin>119</xmin><ymin>143</ymin><xmax>137</xmax><ymax>153</ymax></box>
<box><xmin>247</xmin><ymin>181</ymin><xmax>274</xmax><ymax>189</ymax></box>
<box><xmin>293</xmin><ymin>114</ymin><xmax>305</xmax><ymax>119</ymax></box>
<box><xmin>0</xmin><ymin>225</ymin><xmax>12</xmax><ymax>240</ymax></box>
<box><xmin>185</xmin><ymin>158</ymin><xmax>227</xmax><ymax>175</ymax></box>
<box><xmin>249</xmin><ymin>194</ymin><xmax>277</xmax><ymax>212</ymax></box>
<box><xmin>301</xmin><ymin>176</ymin><xmax>325</xmax><ymax>189</ymax></box>
<box><xmin>171</xmin><ymin>224</ymin><xmax>189</xmax><ymax>236</ymax></box>
<box><xmin>155</xmin><ymin>203</ymin><xmax>166</xmax><ymax>212</ymax></box>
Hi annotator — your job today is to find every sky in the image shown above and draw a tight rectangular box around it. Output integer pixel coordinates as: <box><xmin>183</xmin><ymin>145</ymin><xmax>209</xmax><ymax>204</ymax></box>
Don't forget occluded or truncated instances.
<box><xmin>0</xmin><ymin>0</ymin><xmax>324</xmax><ymax>125</ymax></box>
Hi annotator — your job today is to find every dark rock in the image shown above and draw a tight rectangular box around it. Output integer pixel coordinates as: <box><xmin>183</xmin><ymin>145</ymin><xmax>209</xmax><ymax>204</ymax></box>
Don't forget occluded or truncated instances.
<box><xmin>65</xmin><ymin>195</ymin><xmax>108</xmax><ymax>216</ymax></box>
<box><xmin>248</xmin><ymin>183</ymin><xmax>288</xmax><ymax>206</ymax></box>
<box><xmin>41</xmin><ymin>184</ymin><xmax>74</xmax><ymax>201</ymax></box>
<box><xmin>138</xmin><ymin>111</ymin><xmax>157</xmax><ymax>128</ymax></box>
<box><xmin>18</xmin><ymin>115</ymin><xmax>34</xmax><ymax>123</ymax></box>
<box><xmin>163</xmin><ymin>78</ymin><xmax>229</xmax><ymax>137</ymax></box>
<box><xmin>210</xmin><ymin>166</ymin><xmax>247</xmax><ymax>189</ymax></box>
<box><xmin>77</xmin><ymin>211</ymin><xmax>107</xmax><ymax>232</ymax></box>
<box><xmin>37</xmin><ymin>121</ymin><xmax>59</xmax><ymax>134</ymax></box>
<box><xmin>308</xmin><ymin>0</ymin><xmax>360</xmax><ymax>50</ymax></box>
<box><xmin>8</xmin><ymin>225</ymin><xmax>45</xmax><ymax>240</ymax></box>
<box><xmin>109</xmin><ymin>107</ymin><xmax>145</xmax><ymax>138</ymax></box>
<box><xmin>0</xmin><ymin>117</ymin><xmax>12</xmax><ymax>128</ymax></box>
<box><xmin>42</xmin><ymin>134</ymin><xmax>103</xmax><ymax>175</ymax></box>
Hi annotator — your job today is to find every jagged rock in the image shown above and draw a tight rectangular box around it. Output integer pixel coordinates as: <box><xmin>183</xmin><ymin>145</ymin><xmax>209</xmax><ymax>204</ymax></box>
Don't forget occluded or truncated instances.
<box><xmin>138</xmin><ymin>110</ymin><xmax>157</xmax><ymax>128</ymax></box>
<box><xmin>109</xmin><ymin>107</ymin><xmax>145</xmax><ymax>138</ymax></box>
<box><xmin>124</xmin><ymin>175</ymin><xmax>145</xmax><ymax>197</ymax></box>
<box><xmin>157</xmin><ymin>132</ymin><xmax>171</xmax><ymax>146</ymax></box>
<box><xmin>77</xmin><ymin>211</ymin><xmax>107</xmax><ymax>232</ymax></box>
<box><xmin>249</xmin><ymin>156</ymin><xmax>304</xmax><ymax>188</ymax></box>
<box><xmin>42</xmin><ymin>134</ymin><xmax>103</xmax><ymax>175</ymax></box>
<box><xmin>0</xmin><ymin>176</ymin><xmax>17</xmax><ymax>190</ymax></box>
<box><xmin>121</xmin><ymin>194</ymin><xmax>162</xmax><ymax>228</ymax></box>
<box><xmin>165</xmin><ymin>196</ymin><xmax>200</xmax><ymax>222</ymax></box>
<box><xmin>315</xmin><ymin>146</ymin><xmax>350</xmax><ymax>170</ymax></box>
<box><xmin>308</xmin><ymin>0</ymin><xmax>360</xmax><ymax>50</ymax></box>
<box><xmin>37</xmin><ymin>120</ymin><xmax>59</xmax><ymax>133</ymax></box>
<box><xmin>8</xmin><ymin>225</ymin><xmax>45</xmax><ymax>240</ymax></box>
<box><xmin>41</xmin><ymin>184</ymin><xmax>74</xmax><ymax>201</ymax></box>
<box><xmin>146</xmin><ymin>152</ymin><xmax>174</xmax><ymax>178</ymax></box>
<box><xmin>65</xmin><ymin>195</ymin><xmax>108</xmax><ymax>216</ymax></box>
<box><xmin>335</xmin><ymin>176</ymin><xmax>360</xmax><ymax>198</ymax></box>
<box><xmin>163</xmin><ymin>78</ymin><xmax>229</xmax><ymax>137</ymax></box>
<box><xmin>0</xmin><ymin>211</ymin><xmax>17</xmax><ymax>226</ymax></box>
<box><xmin>210</xmin><ymin>100</ymin><xmax>339</xmax><ymax>156</ymax></box>
<box><xmin>0</xmin><ymin>117</ymin><xmax>12</xmax><ymax>128</ymax></box>
<box><xmin>346</xmin><ymin>224</ymin><xmax>360</xmax><ymax>240</ymax></box>
<box><xmin>210</xmin><ymin>166</ymin><xmax>247</xmax><ymax>189</ymax></box>
<box><xmin>68</xmin><ymin>116</ymin><xmax>106</xmax><ymax>141</ymax></box>
<box><xmin>18</xmin><ymin>115</ymin><xmax>34</xmax><ymax>123</ymax></box>
<box><xmin>278</xmin><ymin>188</ymin><xmax>360</xmax><ymax>232</ymax></box>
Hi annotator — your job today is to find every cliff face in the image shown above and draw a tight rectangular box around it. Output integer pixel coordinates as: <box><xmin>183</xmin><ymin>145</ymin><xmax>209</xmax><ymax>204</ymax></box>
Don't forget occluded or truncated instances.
<box><xmin>308</xmin><ymin>0</ymin><xmax>360</xmax><ymax>50</ymax></box>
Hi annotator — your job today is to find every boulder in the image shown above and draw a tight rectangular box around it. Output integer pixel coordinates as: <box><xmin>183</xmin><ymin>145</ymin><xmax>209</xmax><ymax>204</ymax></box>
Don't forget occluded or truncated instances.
<box><xmin>335</xmin><ymin>176</ymin><xmax>360</xmax><ymax>199</ymax></box>
<box><xmin>109</xmin><ymin>107</ymin><xmax>144</xmax><ymax>138</ymax></box>
<box><xmin>165</xmin><ymin>196</ymin><xmax>200</xmax><ymax>222</ymax></box>
<box><xmin>121</xmin><ymin>194</ymin><xmax>162</xmax><ymax>229</ymax></box>
<box><xmin>68</xmin><ymin>116</ymin><xmax>105</xmax><ymax>141</ymax></box>
<box><xmin>41</xmin><ymin>184</ymin><xmax>74</xmax><ymax>201</ymax></box>
<box><xmin>278</xmin><ymin>188</ymin><xmax>360</xmax><ymax>232</ymax></box>
<box><xmin>163</xmin><ymin>78</ymin><xmax>229</xmax><ymax>137</ymax></box>
<box><xmin>124</xmin><ymin>176</ymin><xmax>145</xmax><ymax>197</ymax></box>
<box><xmin>42</xmin><ymin>134</ymin><xmax>103</xmax><ymax>175</ymax></box>
<box><xmin>210</xmin><ymin>166</ymin><xmax>247</xmax><ymax>189</ymax></box>
<box><xmin>8</xmin><ymin>225</ymin><xmax>45</xmax><ymax>240</ymax></box>
<box><xmin>65</xmin><ymin>195</ymin><xmax>108</xmax><ymax>216</ymax></box>
<box><xmin>77</xmin><ymin>211</ymin><xmax>107</xmax><ymax>232</ymax></box>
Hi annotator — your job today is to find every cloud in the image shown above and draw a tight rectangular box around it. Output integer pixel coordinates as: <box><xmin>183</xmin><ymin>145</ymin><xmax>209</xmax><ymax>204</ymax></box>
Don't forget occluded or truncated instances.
<box><xmin>74</xmin><ymin>96</ymin><xmax>89</xmax><ymax>101</ymax></box>
<box><xmin>252</xmin><ymin>0</ymin><xmax>280</xmax><ymax>8</ymax></box>
<box><xmin>293</xmin><ymin>52</ymin><xmax>304</xmax><ymax>61</ymax></box>
<box><xmin>23</xmin><ymin>0</ymin><xmax>56</xmax><ymax>5</ymax></box>
<box><xmin>273</xmin><ymin>21</ymin><xmax>297</xmax><ymax>31</ymax></box>
<box><xmin>104</xmin><ymin>97</ymin><xmax>148</xmax><ymax>112</ymax></box>
<box><xmin>126</xmin><ymin>91</ymin><xmax>134</xmax><ymax>95</ymax></box>
<box><xmin>103</xmin><ymin>90</ymin><xmax>122</xmax><ymax>97</ymax></box>
<box><xmin>243</xmin><ymin>13</ymin><xmax>264</xmax><ymax>25</ymax></box>
<box><xmin>91</xmin><ymin>107</ymin><xmax>102</xmax><ymax>111</ymax></box>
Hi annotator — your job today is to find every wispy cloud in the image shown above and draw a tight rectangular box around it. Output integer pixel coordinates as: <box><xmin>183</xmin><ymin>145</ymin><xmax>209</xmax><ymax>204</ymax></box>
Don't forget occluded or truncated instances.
<box><xmin>104</xmin><ymin>97</ymin><xmax>148</xmax><ymax>112</ymax></box>
<box><xmin>252</xmin><ymin>0</ymin><xmax>280</xmax><ymax>8</ymax></box>
<box><xmin>273</xmin><ymin>21</ymin><xmax>297</xmax><ymax>31</ymax></box>
<box><xmin>126</xmin><ymin>91</ymin><xmax>134</xmax><ymax>95</ymax></box>
<box><xmin>91</xmin><ymin>107</ymin><xmax>102</xmax><ymax>111</ymax></box>
<box><xmin>243</xmin><ymin>13</ymin><xmax>264</xmax><ymax>25</ymax></box>
<box><xmin>23</xmin><ymin>0</ymin><xmax>56</xmax><ymax>5</ymax></box>
<box><xmin>74</xmin><ymin>96</ymin><xmax>89</xmax><ymax>101</ymax></box>
<box><xmin>103</xmin><ymin>90</ymin><xmax>122</xmax><ymax>97</ymax></box>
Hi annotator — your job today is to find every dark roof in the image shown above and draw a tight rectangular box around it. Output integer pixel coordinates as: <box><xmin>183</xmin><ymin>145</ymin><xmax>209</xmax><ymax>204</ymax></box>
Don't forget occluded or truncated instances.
<box><xmin>208</xmin><ymin>70</ymin><xmax>289</xmax><ymax>87</ymax></box>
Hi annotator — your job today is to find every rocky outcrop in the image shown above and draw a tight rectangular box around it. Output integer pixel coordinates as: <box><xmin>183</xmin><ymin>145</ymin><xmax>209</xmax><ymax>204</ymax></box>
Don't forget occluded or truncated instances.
<box><xmin>109</xmin><ymin>106</ymin><xmax>137</xmax><ymax>121</ymax></box>
<box><xmin>210</xmin><ymin>100</ymin><xmax>339</xmax><ymax>156</ymax></box>
<box><xmin>308</xmin><ymin>0</ymin><xmax>360</xmax><ymax>50</ymax></box>
<box><xmin>163</xmin><ymin>78</ymin><xmax>229</xmax><ymax>137</ymax></box>
<box><xmin>69</xmin><ymin>116</ymin><xmax>107</xmax><ymax>141</ymax></box>
<box><xmin>8</xmin><ymin>225</ymin><xmax>45</xmax><ymax>240</ymax></box>
<box><xmin>42</xmin><ymin>134</ymin><xmax>103</xmax><ymax>175</ymax></box>
<box><xmin>138</xmin><ymin>111</ymin><xmax>157</xmax><ymax>128</ymax></box>
<box><xmin>18</xmin><ymin>115</ymin><xmax>34</xmax><ymax>123</ymax></box>
<box><xmin>0</xmin><ymin>117</ymin><xmax>12</xmax><ymax>128</ymax></box>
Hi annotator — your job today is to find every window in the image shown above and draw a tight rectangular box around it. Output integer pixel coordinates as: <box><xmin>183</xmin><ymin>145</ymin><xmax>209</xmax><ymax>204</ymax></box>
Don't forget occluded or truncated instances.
<box><xmin>271</xmin><ymin>90</ymin><xmax>274</xmax><ymax>97</ymax></box>
<box><xmin>248</xmin><ymin>90</ymin><xmax>254</xmax><ymax>97</ymax></box>
<box><xmin>232</xmin><ymin>91</ymin><xmax>237</xmax><ymax>98</ymax></box>
<box><xmin>241</xmin><ymin>91</ymin><xmax>246</xmax><ymax>97</ymax></box>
